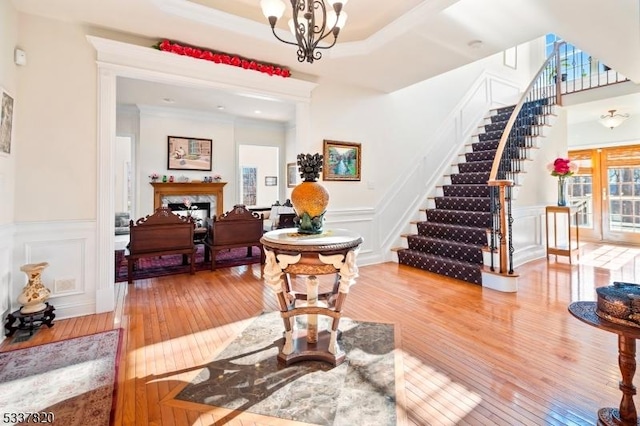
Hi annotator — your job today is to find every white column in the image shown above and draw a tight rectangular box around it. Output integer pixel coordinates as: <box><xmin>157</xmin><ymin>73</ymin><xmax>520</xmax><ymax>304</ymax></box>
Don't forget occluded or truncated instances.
<box><xmin>95</xmin><ymin>66</ymin><xmax>116</xmax><ymax>313</ymax></box>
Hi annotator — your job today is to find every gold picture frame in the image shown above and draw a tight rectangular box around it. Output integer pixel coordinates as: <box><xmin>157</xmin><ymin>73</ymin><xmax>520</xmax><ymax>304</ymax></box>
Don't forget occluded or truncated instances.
<box><xmin>322</xmin><ymin>140</ymin><xmax>361</xmax><ymax>181</ymax></box>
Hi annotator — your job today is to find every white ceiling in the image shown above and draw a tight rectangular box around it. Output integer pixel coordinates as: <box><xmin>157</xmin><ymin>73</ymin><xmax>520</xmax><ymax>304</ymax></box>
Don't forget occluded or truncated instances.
<box><xmin>12</xmin><ymin>0</ymin><xmax>640</xmax><ymax>122</ymax></box>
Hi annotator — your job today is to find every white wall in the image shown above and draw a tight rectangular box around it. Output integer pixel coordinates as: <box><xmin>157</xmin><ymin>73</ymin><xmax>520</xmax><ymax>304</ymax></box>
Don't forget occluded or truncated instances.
<box><xmin>15</xmin><ymin>13</ymin><xmax>97</xmax><ymax>222</ymax></box>
<box><xmin>114</xmin><ymin>136</ymin><xmax>131</xmax><ymax>213</ymax></box>
<box><xmin>569</xmin><ymin>115</ymin><xmax>640</xmax><ymax>149</ymax></box>
<box><xmin>137</xmin><ymin>106</ymin><xmax>237</xmax><ymax>216</ymax></box>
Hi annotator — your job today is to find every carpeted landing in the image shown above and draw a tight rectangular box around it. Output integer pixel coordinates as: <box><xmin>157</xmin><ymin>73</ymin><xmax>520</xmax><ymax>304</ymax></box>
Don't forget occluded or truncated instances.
<box><xmin>163</xmin><ymin>312</ymin><xmax>403</xmax><ymax>425</ymax></box>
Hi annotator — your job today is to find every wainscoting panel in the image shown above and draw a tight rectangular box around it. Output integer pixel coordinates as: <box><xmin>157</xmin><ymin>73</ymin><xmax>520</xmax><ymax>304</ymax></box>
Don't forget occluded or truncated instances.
<box><xmin>512</xmin><ymin>205</ymin><xmax>547</xmax><ymax>267</ymax></box>
<box><xmin>325</xmin><ymin>208</ymin><xmax>377</xmax><ymax>265</ymax></box>
<box><xmin>13</xmin><ymin>220</ymin><xmax>97</xmax><ymax>319</ymax></box>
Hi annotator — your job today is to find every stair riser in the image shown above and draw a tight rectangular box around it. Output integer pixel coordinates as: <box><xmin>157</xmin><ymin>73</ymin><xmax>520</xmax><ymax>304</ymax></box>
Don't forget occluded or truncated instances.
<box><xmin>417</xmin><ymin>222</ymin><xmax>488</xmax><ymax>245</ymax></box>
<box><xmin>442</xmin><ymin>185</ymin><xmax>490</xmax><ymax>198</ymax></box>
<box><xmin>450</xmin><ymin>172</ymin><xmax>490</xmax><ymax>185</ymax></box>
<box><xmin>434</xmin><ymin>197</ymin><xmax>491</xmax><ymax>212</ymax></box>
<box><xmin>407</xmin><ymin>236</ymin><xmax>483</xmax><ymax>263</ymax></box>
<box><xmin>426</xmin><ymin>210</ymin><xmax>492</xmax><ymax>227</ymax></box>
<box><xmin>397</xmin><ymin>251</ymin><xmax>482</xmax><ymax>285</ymax></box>
<box><xmin>457</xmin><ymin>161</ymin><xmax>493</xmax><ymax>173</ymax></box>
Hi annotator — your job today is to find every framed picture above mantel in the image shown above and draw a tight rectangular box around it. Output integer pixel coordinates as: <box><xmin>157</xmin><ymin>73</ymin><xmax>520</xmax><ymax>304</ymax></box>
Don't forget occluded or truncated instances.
<box><xmin>167</xmin><ymin>136</ymin><xmax>212</xmax><ymax>171</ymax></box>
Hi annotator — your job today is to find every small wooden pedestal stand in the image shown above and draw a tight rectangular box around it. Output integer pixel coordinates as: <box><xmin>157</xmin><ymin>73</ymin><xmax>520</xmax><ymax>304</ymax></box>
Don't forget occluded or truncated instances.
<box><xmin>261</xmin><ymin>228</ymin><xmax>362</xmax><ymax>366</ymax></box>
<box><xmin>569</xmin><ymin>301</ymin><xmax>640</xmax><ymax>425</ymax></box>
<box><xmin>4</xmin><ymin>302</ymin><xmax>56</xmax><ymax>337</ymax></box>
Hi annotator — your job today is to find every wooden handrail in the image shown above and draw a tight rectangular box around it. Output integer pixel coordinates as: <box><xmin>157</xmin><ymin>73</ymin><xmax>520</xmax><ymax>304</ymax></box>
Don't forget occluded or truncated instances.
<box><xmin>486</xmin><ymin>42</ymin><xmax>564</xmax><ymax>277</ymax></box>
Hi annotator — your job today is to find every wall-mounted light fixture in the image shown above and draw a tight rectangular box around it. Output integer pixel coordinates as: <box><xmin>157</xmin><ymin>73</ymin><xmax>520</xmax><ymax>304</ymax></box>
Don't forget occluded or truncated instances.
<box><xmin>260</xmin><ymin>0</ymin><xmax>348</xmax><ymax>63</ymax></box>
<box><xmin>599</xmin><ymin>109</ymin><xmax>630</xmax><ymax>129</ymax></box>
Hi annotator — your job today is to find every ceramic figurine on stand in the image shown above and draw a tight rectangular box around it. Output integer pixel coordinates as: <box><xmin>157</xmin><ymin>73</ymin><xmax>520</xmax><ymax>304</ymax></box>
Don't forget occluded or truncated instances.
<box><xmin>18</xmin><ymin>262</ymin><xmax>51</xmax><ymax>314</ymax></box>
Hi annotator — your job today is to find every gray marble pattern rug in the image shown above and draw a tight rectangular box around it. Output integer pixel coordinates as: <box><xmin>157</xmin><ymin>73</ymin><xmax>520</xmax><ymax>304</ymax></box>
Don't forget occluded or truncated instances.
<box><xmin>175</xmin><ymin>312</ymin><xmax>398</xmax><ymax>425</ymax></box>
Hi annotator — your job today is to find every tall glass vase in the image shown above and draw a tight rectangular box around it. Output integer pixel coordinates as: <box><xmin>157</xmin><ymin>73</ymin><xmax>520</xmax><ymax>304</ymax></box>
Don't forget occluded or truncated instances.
<box><xmin>557</xmin><ymin>176</ymin><xmax>568</xmax><ymax>206</ymax></box>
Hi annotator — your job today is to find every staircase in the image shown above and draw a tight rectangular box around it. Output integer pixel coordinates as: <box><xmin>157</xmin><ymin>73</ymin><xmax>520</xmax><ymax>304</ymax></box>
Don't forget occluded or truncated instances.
<box><xmin>397</xmin><ymin>100</ymin><xmax>553</xmax><ymax>285</ymax></box>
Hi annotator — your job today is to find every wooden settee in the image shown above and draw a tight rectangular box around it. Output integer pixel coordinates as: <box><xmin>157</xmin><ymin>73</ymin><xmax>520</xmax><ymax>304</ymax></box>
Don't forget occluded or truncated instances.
<box><xmin>126</xmin><ymin>207</ymin><xmax>196</xmax><ymax>283</ymax></box>
<box><xmin>203</xmin><ymin>204</ymin><xmax>265</xmax><ymax>271</ymax></box>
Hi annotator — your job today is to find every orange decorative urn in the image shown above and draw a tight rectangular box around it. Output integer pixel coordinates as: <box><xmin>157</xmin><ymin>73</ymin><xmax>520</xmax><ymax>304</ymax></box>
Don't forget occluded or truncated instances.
<box><xmin>290</xmin><ymin>153</ymin><xmax>328</xmax><ymax>234</ymax></box>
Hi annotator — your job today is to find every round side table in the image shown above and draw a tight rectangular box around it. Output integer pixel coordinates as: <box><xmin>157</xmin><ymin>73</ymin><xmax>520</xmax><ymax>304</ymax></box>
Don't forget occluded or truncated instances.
<box><xmin>569</xmin><ymin>301</ymin><xmax>640</xmax><ymax>426</ymax></box>
<box><xmin>261</xmin><ymin>228</ymin><xmax>363</xmax><ymax>366</ymax></box>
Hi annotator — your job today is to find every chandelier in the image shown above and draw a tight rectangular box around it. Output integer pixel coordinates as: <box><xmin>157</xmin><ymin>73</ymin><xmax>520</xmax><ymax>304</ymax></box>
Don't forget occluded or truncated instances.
<box><xmin>260</xmin><ymin>0</ymin><xmax>348</xmax><ymax>63</ymax></box>
<box><xmin>599</xmin><ymin>109</ymin><xmax>630</xmax><ymax>129</ymax></box>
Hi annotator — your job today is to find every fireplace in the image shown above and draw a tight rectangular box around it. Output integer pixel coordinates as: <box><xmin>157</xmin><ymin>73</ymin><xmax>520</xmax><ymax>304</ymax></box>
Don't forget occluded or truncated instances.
<box><xmin>167</xmin><ymin>202</ymin><xmax>210</xmax><ymax>227</ymax></box>
<box><xmin>151</xmin><ymin>182</ymin><xmax>226</xmax><ymax>218</ymax></box>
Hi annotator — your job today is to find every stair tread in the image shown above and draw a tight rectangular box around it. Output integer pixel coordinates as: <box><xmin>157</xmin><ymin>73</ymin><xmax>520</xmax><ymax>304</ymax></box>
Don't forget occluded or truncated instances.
<box><xmin>417</xmin><ymin>221</ymin><xmax>489</xmax><ymax>231</ymax></box>
<box><xmin>407</xmin><ymin>234</ymin><xmax>484</xmax><ymax>248</ymax></box>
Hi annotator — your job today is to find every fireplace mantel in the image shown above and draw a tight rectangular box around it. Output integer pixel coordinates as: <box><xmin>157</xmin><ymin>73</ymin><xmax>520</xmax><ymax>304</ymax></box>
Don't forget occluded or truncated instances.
<box><xmin>151</xmin><ymin>182</ymin><xmax>226</xmax><ymax>217</ymax></box>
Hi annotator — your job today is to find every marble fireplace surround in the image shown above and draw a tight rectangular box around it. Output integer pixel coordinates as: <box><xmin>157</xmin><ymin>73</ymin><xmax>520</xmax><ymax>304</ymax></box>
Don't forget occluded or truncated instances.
<box><xmin>151</xmin><ymin>182</ymin><xmax>226</xmax><ymax>218</ymax></box>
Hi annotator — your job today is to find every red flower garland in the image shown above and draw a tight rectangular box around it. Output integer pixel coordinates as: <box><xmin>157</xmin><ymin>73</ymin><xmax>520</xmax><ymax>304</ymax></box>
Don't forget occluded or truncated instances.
<box><xmin>154</xmin><ymin>39</ymin><xmax>291</xmax><ymax>78</ymax></box>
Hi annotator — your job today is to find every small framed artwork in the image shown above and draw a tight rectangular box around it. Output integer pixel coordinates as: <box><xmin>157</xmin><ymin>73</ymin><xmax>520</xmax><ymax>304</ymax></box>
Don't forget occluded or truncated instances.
<box><xmin>167</xmin><ymin>136</ymin><xmax>212</xmax><ymax>171</ymax></box>
<box><xmin>0</xmin><ymin>88</ymin><xmax>14</xmax><ymax>155</ymax></box>
<box><xmin>323</xmin><ymin>140</ymin><xmax>361</xmax><ymax>181</ymax></box>
<box><xmin>287</xmin><ymin>162</ymin><xmax>297</xmax><ymax>187</ymax></box>
<box><xmin>265</xmin><ymin>176</ymin><xmax>277</xmax><ymax>186</ymax></box>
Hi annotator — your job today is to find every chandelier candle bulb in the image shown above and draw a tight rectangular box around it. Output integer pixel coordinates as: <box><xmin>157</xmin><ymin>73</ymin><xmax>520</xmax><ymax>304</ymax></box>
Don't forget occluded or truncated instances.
<box><xmin>261</xmin><ymin>0</ymin><xmax>348</xmax><ymax>63</ymax></box>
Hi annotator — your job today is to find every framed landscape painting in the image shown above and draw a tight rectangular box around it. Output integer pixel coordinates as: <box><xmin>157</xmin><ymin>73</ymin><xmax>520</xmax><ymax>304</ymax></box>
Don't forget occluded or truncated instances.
<box><xmin>0</xmin><ymin>89</ymin><xmax>14</xmax><ymax>155</ymax></box>
<box><xmin>167</xmin><ymin>136</ymin><xmax>212</xmax><ymax>171</ymax></box>
<box><xmin>323</xmin><ymin>140</ymin><xmax>361</xmax><ymax>181</ymax></box>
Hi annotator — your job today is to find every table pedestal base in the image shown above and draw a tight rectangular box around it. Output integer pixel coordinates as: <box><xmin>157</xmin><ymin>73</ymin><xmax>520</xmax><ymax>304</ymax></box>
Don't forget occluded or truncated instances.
<box><xmin>598</xmin><ymin>407</ymin><xmax>640</xmax><ymax>426</ymax></box>
<box><xmin>278</xmin><ymin>330</ymin><xmax>346</xmax><ymax>366</ymax></box>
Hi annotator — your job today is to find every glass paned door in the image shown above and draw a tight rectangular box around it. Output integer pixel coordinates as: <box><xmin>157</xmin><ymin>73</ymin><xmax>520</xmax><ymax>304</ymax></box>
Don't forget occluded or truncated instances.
<box><xmin>602</xmin><ymin>146</ymin><xmax>640</xmax><ymax>243</ymax></box>
<box><xmin>570</xmin><ymin>146</ymin><xmax>640</xmax><ymax>244</ymax></box>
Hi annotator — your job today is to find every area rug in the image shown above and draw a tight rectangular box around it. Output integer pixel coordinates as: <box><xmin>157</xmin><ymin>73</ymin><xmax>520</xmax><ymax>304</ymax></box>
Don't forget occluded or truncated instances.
<box><xmin>0</xmin><ymin>329</ymin><xmax>122</xmax><ymax>426</ymax></box>
<box><xmin>165</xmin><ymin>312</ymin><xmax>401</xmax><ymax>425</ymax></box>
<box><xmin>115</xmin><ymin>245</ymin><xmax>262</xmax><ymax>282</ymax></box>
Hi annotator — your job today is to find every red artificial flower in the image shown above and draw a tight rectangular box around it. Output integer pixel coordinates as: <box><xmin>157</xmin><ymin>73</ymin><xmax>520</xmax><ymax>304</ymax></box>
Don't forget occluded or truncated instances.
<box><xmin>547</xmin><ymin>157</ymin><xmax>578</xmax><ymax>177</ymax></box>
<box><xmin>154</xmin><ymin>39</ymin><xmax>291</xmax><ymax>78</ymax></box>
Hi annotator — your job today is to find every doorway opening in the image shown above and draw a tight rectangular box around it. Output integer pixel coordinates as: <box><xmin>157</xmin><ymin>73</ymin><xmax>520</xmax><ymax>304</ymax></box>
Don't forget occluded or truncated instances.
<box><xmin>238</xmin><ymin>145</ymin><xmax>280</xmax><ymax>208</ymax></box>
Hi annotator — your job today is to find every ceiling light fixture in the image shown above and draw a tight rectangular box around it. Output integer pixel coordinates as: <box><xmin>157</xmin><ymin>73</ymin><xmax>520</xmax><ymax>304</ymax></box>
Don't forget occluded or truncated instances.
<box><xmin>599</xmin><ymin>109</ymin><xmax>630</xmax><ymax>129</ymax></box>
<box><xmin>260</xmin><ymin>0</ymin><xmax>348</xmax><ymax>63</ymax></box>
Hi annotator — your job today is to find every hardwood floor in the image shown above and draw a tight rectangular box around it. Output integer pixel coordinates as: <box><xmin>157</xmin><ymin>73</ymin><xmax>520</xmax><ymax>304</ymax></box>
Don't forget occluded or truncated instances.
<box><xmin>4</xmin><ymin>242</ymin><xmax>640</xmax><ymax>425</ymax></box>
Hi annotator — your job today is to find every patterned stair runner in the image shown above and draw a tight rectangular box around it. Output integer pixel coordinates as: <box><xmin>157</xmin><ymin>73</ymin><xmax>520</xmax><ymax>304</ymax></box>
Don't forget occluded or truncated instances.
<box><xmin>397</xmin><ymin>101</ymin><xmax>547</xmax><ymax>285</ymax></box>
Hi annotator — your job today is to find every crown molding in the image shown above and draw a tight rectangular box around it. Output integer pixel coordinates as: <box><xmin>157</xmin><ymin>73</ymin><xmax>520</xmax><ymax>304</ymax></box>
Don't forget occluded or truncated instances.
<box><xmin>86</xmin><ymin>36</ymin><xmax>317</xmax><ymax>104</ymax></box>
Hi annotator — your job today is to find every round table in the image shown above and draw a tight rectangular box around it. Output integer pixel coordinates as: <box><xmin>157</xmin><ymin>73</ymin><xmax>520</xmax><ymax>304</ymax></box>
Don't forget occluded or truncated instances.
<box><xmin>261</xmin><ymin>228</ymin><xmax>363</xmax><ymax>366</ymax></box>
<box><xmin>569</xmin><ymin>301</ymin><xmax>640</xmax><ymax>426</ymax></box>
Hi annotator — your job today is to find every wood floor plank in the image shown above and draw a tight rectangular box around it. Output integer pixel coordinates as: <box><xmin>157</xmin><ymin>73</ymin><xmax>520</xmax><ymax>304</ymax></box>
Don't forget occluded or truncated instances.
<box><xmin>4</xmin><ymin>242</ymin><xmax>640</xmax><ymax>425</ymax></box>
